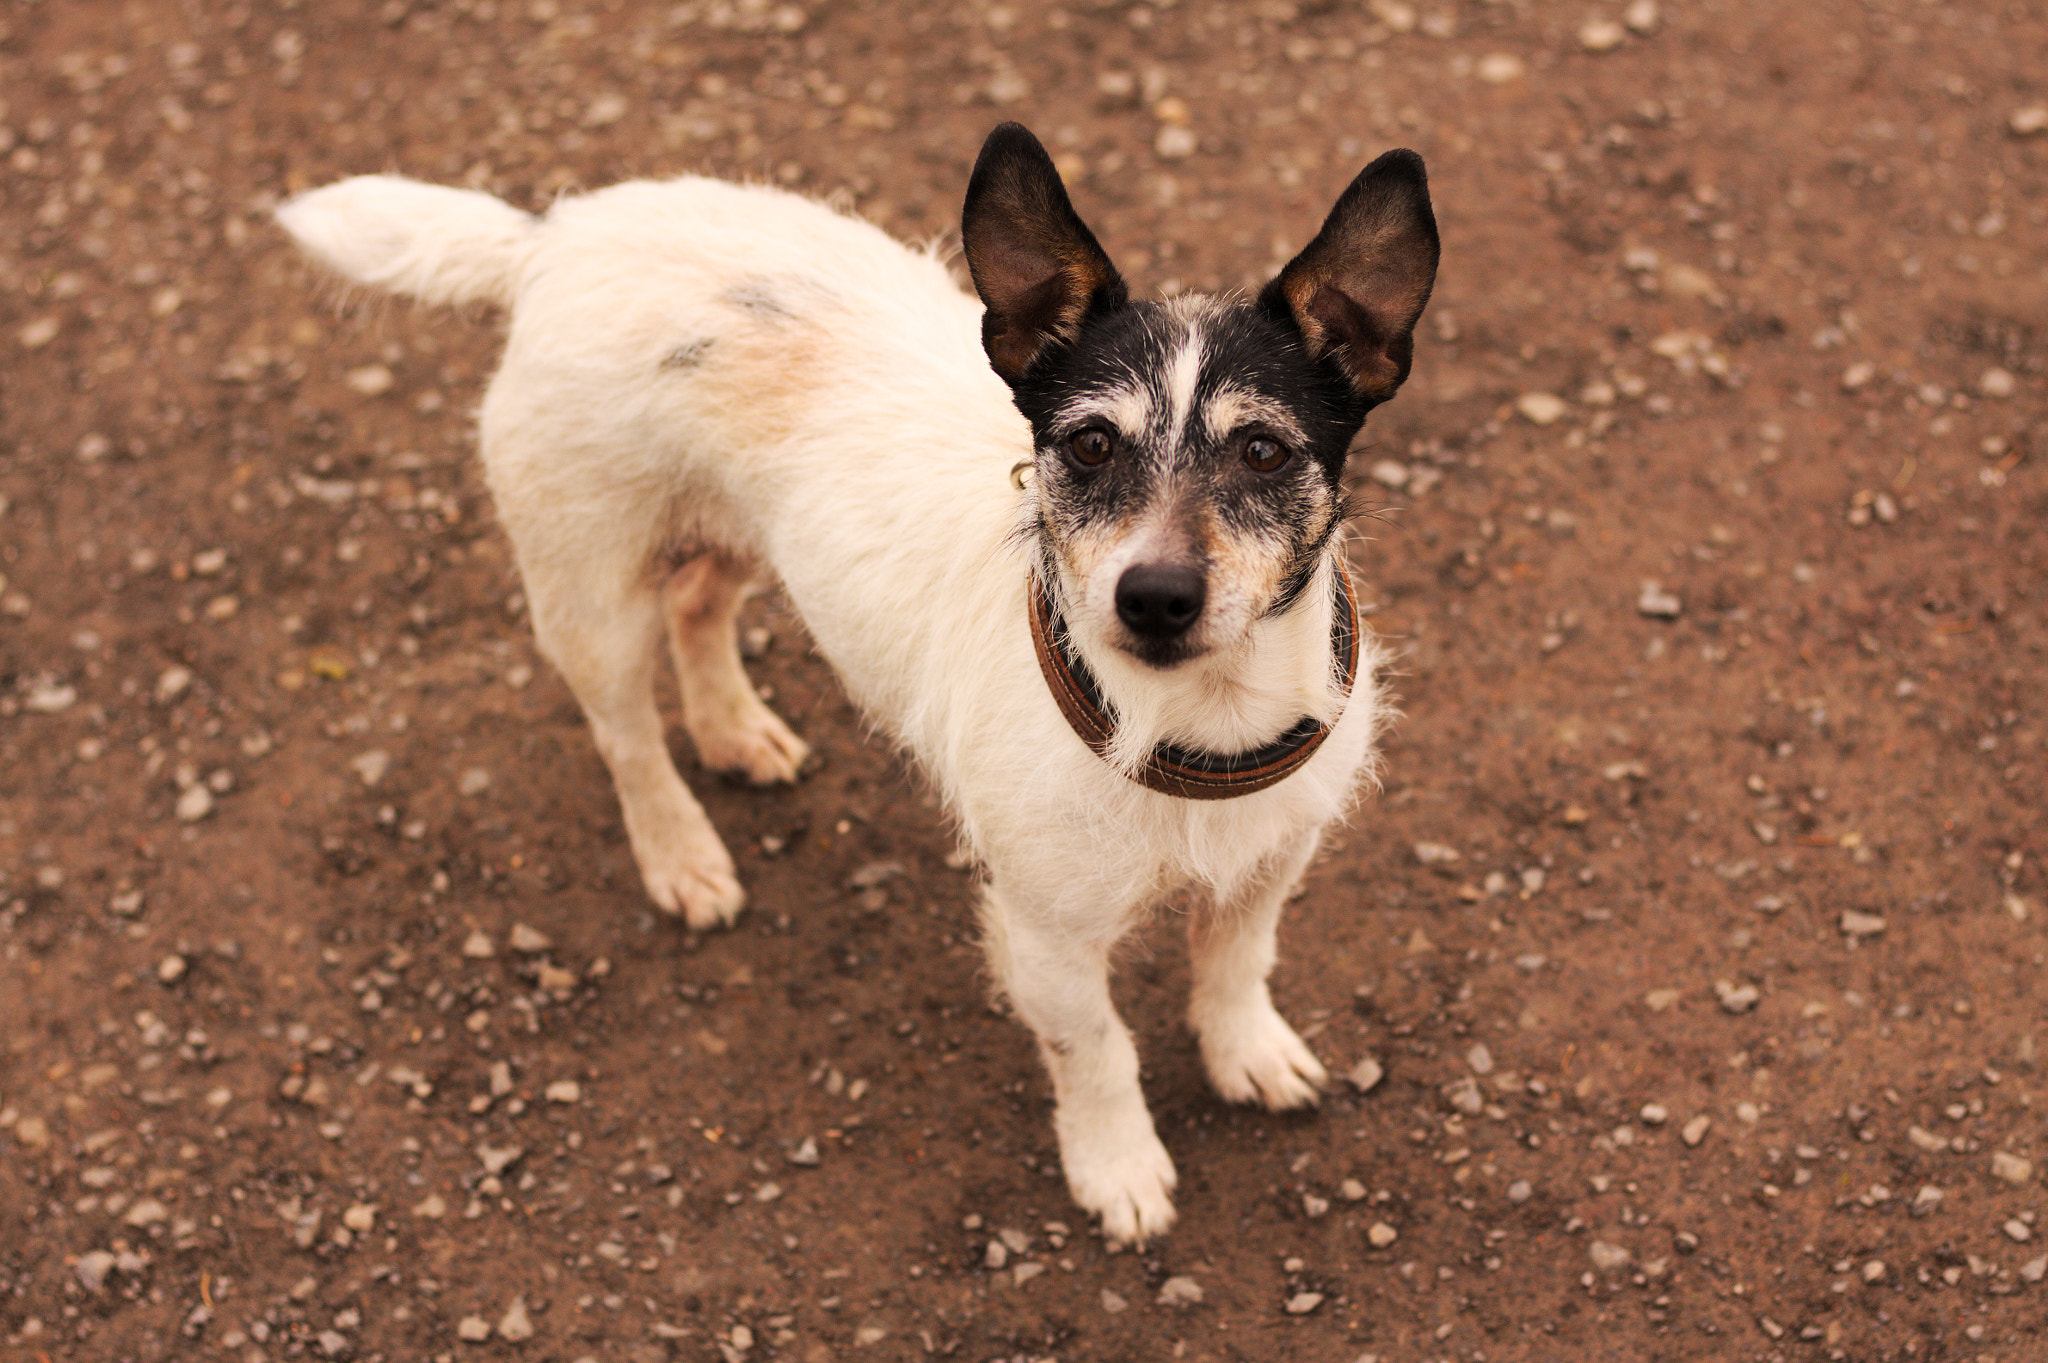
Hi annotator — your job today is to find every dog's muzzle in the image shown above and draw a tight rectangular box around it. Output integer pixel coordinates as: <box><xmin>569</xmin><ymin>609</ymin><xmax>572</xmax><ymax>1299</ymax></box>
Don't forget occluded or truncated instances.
<box><xmin>1029</xmin><ymin>565</ymin><xmax>1361</xmax><ymax>800</ymax></box>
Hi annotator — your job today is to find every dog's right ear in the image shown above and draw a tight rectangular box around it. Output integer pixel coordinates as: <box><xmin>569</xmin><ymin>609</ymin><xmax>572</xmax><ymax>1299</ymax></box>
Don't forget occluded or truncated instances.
<box><xmin>962</xmin><ymin>123</ymin><xmax>1129</xmax><ymax>383</ymax></box>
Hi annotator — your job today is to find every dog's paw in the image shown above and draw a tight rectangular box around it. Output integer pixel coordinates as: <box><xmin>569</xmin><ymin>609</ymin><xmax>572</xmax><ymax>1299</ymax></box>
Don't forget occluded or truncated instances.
<box><xmin>693</xmin><ymin>706</ymin><xmax>810</xmax><ymax>786</ymax></box>
<box><xmin>1198</xmin><ymin>1003</ymin><xmax>1328</xmax><ymax>1110</ymax></box>
<box><xmin>1062</xmin><ymin>1128</ymin><xmax>1179</xmax><ymax>1247</ymax></box>
<box><xmin>641</xmin><ymin>849</ymin><xmax>746</xmax><ymax>930</ymax></box>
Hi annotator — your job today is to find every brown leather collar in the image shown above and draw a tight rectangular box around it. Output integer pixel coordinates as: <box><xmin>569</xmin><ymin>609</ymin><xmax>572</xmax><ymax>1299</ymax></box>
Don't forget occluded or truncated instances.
<box><xmin>1028</xmin><ymin>564</ymin><xmax>1362</xmax><ymax>800</ymax></box>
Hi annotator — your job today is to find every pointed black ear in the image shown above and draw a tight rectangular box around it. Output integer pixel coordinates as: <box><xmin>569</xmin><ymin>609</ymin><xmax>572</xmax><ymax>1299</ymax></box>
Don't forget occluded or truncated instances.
<box><xmin>1258</xmin><ymin>149</ymin><xmax>1440</xmax><ymax>405</ymax></box>
<box><xmin>961</xmin><ymin>122</ymin><xmax>1129</xmax><ymax>383</ymax></box>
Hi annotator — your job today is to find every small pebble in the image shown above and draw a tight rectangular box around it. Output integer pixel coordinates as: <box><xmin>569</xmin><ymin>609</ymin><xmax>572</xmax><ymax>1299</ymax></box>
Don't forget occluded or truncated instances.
<box><xmin>461</xmin><ymin>930</ymin><xmax>496</xmax><ymax>959</ymax></box>
<box><xmin>342</xmin><ymin>1203</ymin><xmax>376</xmax><ymax>1233</ymax></box>
<box><xmin>350</xmin><ymin>750</ymin><xmax>391</xmax><ymax>787</ymax></box>
<box><xmin>1578</xmin><ymin>17</ymin><xmax>1625</xmax><ymax>50</ymax></box>
<box><xmin>545</xmin><ymin>1079</ymin><xmax>581</xmax><ymax>1104</ymax></box>
<box><xmin>1715</xmin><ymin>980</ymin><xmax>1760</xmax><ymax>1014</ymax></box>
<box><xmin>1466</xmin><ymin>1042</ymin><xmax>1494</xmax><ymax>1076</ymax></box>
<box><xmin>2006</xmin><ymin>1219</ymin><xmax>2033</xmax><ymax>1243</ymax></box>
<box><xmin>1840</xmin><ymin>910</ymin><xmax>1886</xmax><ymax>939</ymax></box>
<box><xmin>498</xmin><ymin>1298</ymin><xmax>534</xmax><ymax>1343</ymax></box>
<box><xmin>457</xmin><ymin>1315</ymin><xmax>492</xmax><ymax>1342</ymax></box>
<box><xmin>1100</xmin><ymin>1288</ymin><xmax>1128</xmax><ymax>1313</ymax></box>
<box><xmin>1910</xmin><ymin>1185</ymin><xmax>1944</xmax><ymax>1216</ymax></box>
<box><xmin>1639</xmin><ymin>1102</ymin><xmax>1669</xmax><ymax>1126</ymax></box>
<box><xmin>1623</xmin><ymin>0</ymin><xmax>1659</xmax><ymax>32</ymax></box>
<box><xmin>345</xmin><ymin>363</ymin><xmax>395</xmax><ymax>396</ymax></box>
<box><xmin>158</xmin><ymin>954</ymin><xmax>188</xmax><ymax>984</ymax></box>
<box><xmin>1991</xmin><ymin>1151</ymin><xmax>2034</xmax><ymax>1186</ymax></box>
<box><xmin>1862</xmin><ymin>1259</ymin><xmax>1885</xmax><ymax>1283</ymax></box>
<box><xmin>175</xmin><ymin>784</ymin><xmax>215</xmax><ymax>822</ymax></box>
<box><xmin>1636</xmin><ymin>581</ymin><xmax>1682</xmax><ymax>618</ymax></box>
<box><xmin>76</xmin><ymin>1250</ymin><xmax>118</xmax><ymax>1292</ymax></box>
<box><xmin>123</xmin><ymin>1197</ymin><xmax>170</xmax><ymax>1228</ymax></box>
<box><xmin>1367</xmin><ymin>1221</ymin><xmax>1398</xmax><ymax>1248</ymax></box>
<box><xmin>1347</xmin><ymin>1057</ymin><xmax>1384</xmax><ymax>1093</ymax></box>
<box><xmin>2010</xmin><ymin>106</ymin><xmax>2048</xmax><ymax>136</ymax></box>
<box><xmin>984</xmin><ymin>1240</ymin><xmax>1008</xmax><ymax>1270</ymax></box>
<box><xmin>509</xmin><ymin>923</ymin><xmax>552</xmax><ymax>953</ymax></box>
<box><xmin>2021</xmin><ymin>1254</ymin><xmax>2048</xmax><ymax>1283</ymax></box>
<box><xmin>1589</xmin><ymin>1240</ymin><xmax>1632</xmax><ymax>1272</ymax></box>
<box><xmin>1476</xmin><ymin>53</ymin><xmax>1525</xmax><ymax>84</ymax></box>
<box><xmin>1340</xmin><ymin>1178</ymin><xmax>1367</xmax><ymax>1202</ymax></box>
<box><xmin>1157</xmin><ymin>1275</ymin><xmax>1203</xmax><ymax>1306</ymax></box>
<box><xmin>1284</xmin><ymin>1291</ymin><xmax>1325</xmax><ymax>1315</ymax></box>
<box><xmin>787</xmin><ymin>1136</ymin><xmax>821</xmax><ymax>1166</ymax></box>
<box><xmin>1154</xmin><ymin>124</ymin><xmax>1198</xmax><ymax>159</ymax></box>
<box><xmin>1515</xmin><ymin>391</ymin><xmax>1567</xmax><ymax>425</ymax></box>
<box><xmin>1978</xmin><ymin>366</ymin><xmax>2016</xmax><ymax>398</ymax></box>
<box><xmin>1507</xmin><ymin>1179</ymin><xmax>1533</xmax><ymax>1204</ymax></box>
<box><xmin>1908</xmin><ymin>1125</ymin><xmax>1949</xmax><ymax>1154</ymax></box>
<box><xmin>1681</xmin><ymin>1115</ymin><xmax>1711</xmax><ymax>1147</ymax></box>
<box><xmin>459</xmin><ymin>767</ymin><xmax>492</xmax><ymax>796</ymax></box>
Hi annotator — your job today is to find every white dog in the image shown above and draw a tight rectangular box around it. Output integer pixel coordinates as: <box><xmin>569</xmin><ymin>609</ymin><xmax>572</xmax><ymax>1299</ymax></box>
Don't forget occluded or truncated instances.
<box><xmin>278</xmin><ymin>123</ymin><xmax>1438</xmax><ymax>1243</ymax></box>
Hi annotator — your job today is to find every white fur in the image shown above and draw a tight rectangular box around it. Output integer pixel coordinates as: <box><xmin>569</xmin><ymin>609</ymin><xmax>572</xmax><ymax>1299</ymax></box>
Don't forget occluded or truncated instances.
<box><xmin>278</xmin><ymin>172</ymin><xmax>1392</xmax><ymax>1245</ymax></box>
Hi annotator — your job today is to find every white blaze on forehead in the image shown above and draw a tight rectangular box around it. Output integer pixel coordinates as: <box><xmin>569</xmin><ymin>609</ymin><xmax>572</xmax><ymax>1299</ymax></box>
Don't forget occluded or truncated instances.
<box><xmin>1201</xmin><ymin>384</ymin><xmax>1308</xmax><ymax>446</ymax></box>
<box><xmin>1162</xmin><ymin>325</ymin><xmax>1204</xmax><ymax>448</ymax></box>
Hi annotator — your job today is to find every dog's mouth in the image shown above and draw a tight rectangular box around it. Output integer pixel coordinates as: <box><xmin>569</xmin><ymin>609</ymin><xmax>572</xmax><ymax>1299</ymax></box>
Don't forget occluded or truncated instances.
<box><xmin>1115</xmin><ymin>630</ymin><xmax>1206</xmax><ymax>670</ymax></box>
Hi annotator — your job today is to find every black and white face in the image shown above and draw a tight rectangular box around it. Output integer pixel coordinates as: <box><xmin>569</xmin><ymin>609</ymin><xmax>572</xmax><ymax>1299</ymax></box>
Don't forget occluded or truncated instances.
<box><xmin>961</xmin><ymin>122</ymin><xmax>1439</xmax><ymax>671</ymax></box>
<box><xmin>1009</xmin><ymin>295</ymin><xmax>1365</xmax><ymax>669</ymax></box>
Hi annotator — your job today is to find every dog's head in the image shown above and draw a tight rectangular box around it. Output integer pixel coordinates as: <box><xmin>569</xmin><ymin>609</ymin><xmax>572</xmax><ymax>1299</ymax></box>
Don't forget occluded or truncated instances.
<box><xmin>963</xmin><ymin>122</ymin><xmax>1438</xmax><ymax>671</ymax></box>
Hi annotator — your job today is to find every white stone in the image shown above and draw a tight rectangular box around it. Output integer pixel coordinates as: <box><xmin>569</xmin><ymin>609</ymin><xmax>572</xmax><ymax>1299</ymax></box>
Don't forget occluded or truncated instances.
<box><xmin>1476</xmin><ymin>53</ymin><xmax>1525</xmax><ymax>84</ymax></box>
<box><xmin>1515</xmin><ymin>391</ymin><xmax>1568</xmax><ymax>425</ymax></box>
<box><xmin>175</xmin><ymin>784</ymin><xmax>215</xmax><ymax>822</ymax></box>
<box><xmin>1579</xmin><ymin>18</ymin><xmax>1625</xmax><ymax>51</ymax></box>
<box><xmin>1589</xmin><ymin>1240</ymin><xmax>1632</xmax><ymax>1271</ymax></box>
<box><xmin>1348</xmin><ymin>1056</ymin><xmax>1385</xmax><ymax>1093</ymax></box>
<box><xmin>498</xmin><ymin>1297</ymin><xmax>534</xmax><ymax>1341</ymax></box>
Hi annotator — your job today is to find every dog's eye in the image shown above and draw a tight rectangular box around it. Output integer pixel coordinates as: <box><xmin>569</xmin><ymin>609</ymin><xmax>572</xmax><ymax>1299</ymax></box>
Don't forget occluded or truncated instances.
<box><xmin>1068</xmin><ymin>428</ymin><xmax>1115</xmax><ymax>466</ymax></box>
<box><xmin>1242</xmin><ymin>436</ymin><xmax>1290</xmax><ymax>472</ymax></box>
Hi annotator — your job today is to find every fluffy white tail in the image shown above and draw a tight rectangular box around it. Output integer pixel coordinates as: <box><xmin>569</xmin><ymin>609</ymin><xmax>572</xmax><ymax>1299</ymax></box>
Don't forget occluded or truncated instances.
<box><xmin>276</xmin><ymin>175</ymin><xmax>536</xmax><ymax>308</ymax></box>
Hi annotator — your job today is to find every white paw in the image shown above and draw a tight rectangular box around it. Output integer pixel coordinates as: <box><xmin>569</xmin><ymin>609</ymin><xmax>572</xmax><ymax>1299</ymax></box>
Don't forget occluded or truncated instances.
<box><xmin>638</xmin><ymin>841</ymin><xmax>745</xmax><ymax>930</ymax></box>
<box><xmin>1198</xmin><ymin>1002</ymin><xmax>1328</xmax><ymax>1110</ymax></box>
<box><xmin>693</xmin><ymin>705</ymin><xmax>810</xmax><ymax>785</ymax></box>
<box><xmin>1057</xmin><ymin>1110</ymin><xmax>1179</xmax><ymax>1246</ymax></box>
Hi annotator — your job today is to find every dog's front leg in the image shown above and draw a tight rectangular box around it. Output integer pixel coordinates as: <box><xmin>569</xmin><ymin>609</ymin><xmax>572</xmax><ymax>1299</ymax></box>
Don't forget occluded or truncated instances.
<box><xmin>983</xmin><ymin>884</ymin><xmax>1177</xmax><ymax>1245</ymax></box>
<box><xmin>1188</xmin><ymin>829</ymin><xmax>1330</xmax><ymax>1109</ymax></box>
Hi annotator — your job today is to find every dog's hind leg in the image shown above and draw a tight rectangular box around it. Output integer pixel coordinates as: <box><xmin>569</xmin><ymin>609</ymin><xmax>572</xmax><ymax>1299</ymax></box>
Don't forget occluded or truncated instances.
<box><xmin>982</xmin><ymin>886</ymin><xmax>1178</xmax><ymax>1245</ymax></box>
<box><xmin>1187</xmin><ymin>830</ymin><xmax>1329</xmax><ymax>1109</ymax></box>
<box><xmin>523</xmin><ymin>562</ymin><xmax>746</xmax><ymax>930</ymax></box>
<box><xmin>664</xmin><ymin>554</ymin><xmax>810</xmax><ymax>785</ymax></box>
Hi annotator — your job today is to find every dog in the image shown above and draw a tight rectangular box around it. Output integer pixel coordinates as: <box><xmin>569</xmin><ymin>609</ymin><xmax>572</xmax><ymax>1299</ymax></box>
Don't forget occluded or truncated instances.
<box><xmin>277</xmin><ymin>123</ymin><xmax>1438</xmax><ymax>1244</ymax></box>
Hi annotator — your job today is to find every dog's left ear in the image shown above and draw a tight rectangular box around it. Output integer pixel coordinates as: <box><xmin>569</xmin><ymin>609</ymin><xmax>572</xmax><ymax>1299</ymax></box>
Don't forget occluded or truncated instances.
<box><xmin>1259</xmin><ymin>149</ymin><xmax>1440</xmax><ymax>405</ymax></box>
<box><xmin>962</xmin><ymin>122</ymin><xmax>1129</xmax><ymax>383</ymax></box>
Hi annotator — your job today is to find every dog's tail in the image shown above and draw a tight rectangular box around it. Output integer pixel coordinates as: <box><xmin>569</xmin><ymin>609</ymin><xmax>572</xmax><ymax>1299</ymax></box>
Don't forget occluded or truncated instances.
<box><xmin>276</xmin><ymin>176</ymin><xmax>537</xmax><ymax>309</ymax></box>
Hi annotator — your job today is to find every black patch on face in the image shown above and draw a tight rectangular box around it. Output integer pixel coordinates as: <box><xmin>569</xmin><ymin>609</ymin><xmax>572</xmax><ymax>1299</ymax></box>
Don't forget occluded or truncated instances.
<box><xmin>1012</xmin><ymin>300</ymin><xmax>1372</xmax><ymax>588</ymax></box>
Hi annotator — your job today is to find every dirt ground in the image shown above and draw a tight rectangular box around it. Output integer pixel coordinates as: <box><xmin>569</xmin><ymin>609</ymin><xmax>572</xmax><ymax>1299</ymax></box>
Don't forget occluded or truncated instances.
<box><xmin>2</xmin><ymin>1</ymin><xmax>2045</xmax><ymax>1360</ymax></box>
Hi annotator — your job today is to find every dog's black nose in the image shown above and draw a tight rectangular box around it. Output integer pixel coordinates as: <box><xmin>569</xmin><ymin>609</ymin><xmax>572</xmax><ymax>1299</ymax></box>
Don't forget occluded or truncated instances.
<box><xmin>1115</xmin><ymin>563</ymin><xmax>1206</xmax><ymax>639</ymax></box>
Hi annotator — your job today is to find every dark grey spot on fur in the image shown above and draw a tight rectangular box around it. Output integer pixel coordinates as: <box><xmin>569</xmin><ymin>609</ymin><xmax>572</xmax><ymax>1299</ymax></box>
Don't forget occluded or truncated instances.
<box><xmin>662</xmin><ymin>338</ymin><xmax>715</xmax><ymax>369</ymax></box>
<box><xmin>720</xmin><ymin>279</ymin><xmax>795</xmax><ymax>321</ymax></box>
<box><xmin>663</xmin><ymin>333</ymin><xmax>720</xmax><ymax>366</ymax></box>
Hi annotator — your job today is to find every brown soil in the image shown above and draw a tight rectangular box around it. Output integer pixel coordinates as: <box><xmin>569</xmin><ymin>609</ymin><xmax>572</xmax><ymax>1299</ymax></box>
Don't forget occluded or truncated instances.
<box><xmin>3</xmin><ymin>2</ymin><xmax>2045</xmax><ymax>1361</ymax></box>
